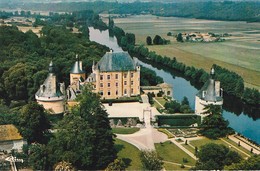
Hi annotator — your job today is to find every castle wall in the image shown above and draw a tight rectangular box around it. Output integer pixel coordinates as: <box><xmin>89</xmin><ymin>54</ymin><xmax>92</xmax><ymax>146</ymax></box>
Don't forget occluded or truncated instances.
<box><xmin>37</xmin><ymin>100</ymin><xmax>64</xmax><ymax>114</ymax></box>
<box><xmin>96</xmin><ymin>70</ymin><xmax>140</xmax><ymax>99</ymax></box>
<box><xmin>195</xmin><ymin>96</ymin><xmax>223</xmax><ymax>114</ymax></box>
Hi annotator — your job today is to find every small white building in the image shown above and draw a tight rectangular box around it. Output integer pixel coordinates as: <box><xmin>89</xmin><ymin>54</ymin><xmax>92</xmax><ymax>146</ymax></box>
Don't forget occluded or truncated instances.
<box><xmin>0</xmin><ymin>125</ymin><xmax>27</xmax><ymax>153</ymax></box>
<box><xmin>195</xmin><ymin>68</ymin><xmax>223</xmax><ymax>115</ymax></box>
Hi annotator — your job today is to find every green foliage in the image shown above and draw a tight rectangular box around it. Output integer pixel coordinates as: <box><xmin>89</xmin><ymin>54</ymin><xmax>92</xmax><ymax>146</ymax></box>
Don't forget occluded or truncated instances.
<box><xmin>140</xmin><ymin>66</ymin><xmax>163</xmax><ymax>86</ymax></box>
<box><xmin>146</xmin><ymin>36</ymin><xmax>152</xmax><ymax>45</ymax></box>
<box><xmin>47</xmin><ymin>87</ymin><xmax>116</xmax><ymax>170</ymax></box>
<box><xmin>242</xmin><ymin>88</ymin><xmax>260</xmax><ymax>105</ymax></box>
<box><xmin>140</xmin><ymin>150</ymin><xmax>163</xmax><ymax>170</ymax></box>
<box><xmin>157</xmin><ymin>115</ymin><xmax>200</xmax><ymax>127</ymax></box>
<box><xmin>18</xmin><ymin>102</ymin><xmax>50</xmax><ymax>144</ymax></box>
<box><xmin>105</xmin><ymin>159</ymin><xmax>126</xmax><ymax>171</ymax></box>
<box><xmin>199</xmin><ymin>105</ymin><xmax>233</xmax><ymax>139</ymax></box>
<box><xmin>225</xmin><ymin>155</ymin><xmax>260</xmax><ymax>170</ymax></box>
<box><xmin>164</xmin><ymin>97</ymin><xmax>192</xmax><ymax>114</ymax></box>
<box><xmin>112</xmin><ymin>128</ymin><xmax>140</xmax><ymax>134</ymax></box>
<box><xmin>176</xmin><ymin>33</ymin><xmax>183</xmax><ymax>42</ymax></box>
<box><xmin>194</xmin><ymin>143</ymin><xmax>242</xmax><ymax>170</ymax></box>
<box><xmin>0</xmin><ymin>23</ymin><xmax>108</xmax><ymax>106</ymax></box>
<box><xmin>28</xmin><ymin>143</ymin><xmax>49</xmax><ymax>170</ymax></box>
<box><xmin>153</xmin><ymin>35</ymin><xmax>163</xmax><ymax>45</ymax></box>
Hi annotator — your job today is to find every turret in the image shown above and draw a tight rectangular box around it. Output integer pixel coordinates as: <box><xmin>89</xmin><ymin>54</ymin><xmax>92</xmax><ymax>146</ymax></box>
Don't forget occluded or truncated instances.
<box><xmin>70</xmin><ymin>55</ymin><xmax>86</xmax><ymax>87</ymax></box>
<box><xmin>195</xmin><ymin>67</ymin><xmax>223</xmax><ymax>115</ymax></box>
<box><xmin>35</xmin><ymin>61</ymin><xmax>65</xmax><ymax>114</ymax></box>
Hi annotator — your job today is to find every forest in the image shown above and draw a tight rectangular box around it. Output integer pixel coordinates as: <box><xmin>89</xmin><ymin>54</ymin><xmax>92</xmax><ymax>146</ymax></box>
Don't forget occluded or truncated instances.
<box><xmin>1</xmin><ymin>1</ymin><xmax>260</xmax><ymax>22</ymax></box>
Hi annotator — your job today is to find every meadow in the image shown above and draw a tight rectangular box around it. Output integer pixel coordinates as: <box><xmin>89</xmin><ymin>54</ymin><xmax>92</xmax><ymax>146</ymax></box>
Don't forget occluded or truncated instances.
<box><xmin>113</xmin><ymin>15</ymin><xmax>260</xmax><ymax>89</ymax></box>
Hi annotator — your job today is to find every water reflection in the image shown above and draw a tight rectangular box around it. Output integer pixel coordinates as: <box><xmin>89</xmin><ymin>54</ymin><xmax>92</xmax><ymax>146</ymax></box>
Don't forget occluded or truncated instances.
<box><xmin>88</xmin><ymin>27</ymin><xmax>260</xmax><ymax>144</ymax></box>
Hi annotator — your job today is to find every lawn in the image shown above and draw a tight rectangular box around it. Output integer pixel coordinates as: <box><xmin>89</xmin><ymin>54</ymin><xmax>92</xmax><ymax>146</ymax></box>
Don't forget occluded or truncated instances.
<box><xmin>155</xmin><ymin>141</ymin><xmax>196</xmax><ymax>167</ymax></box>
<box><xmin>155</xmin><ymin>97</ymin><xmax>167</xmax><ymax>107</ymax></box>
<box><xmin>163</xmin><ymin>162</ymin><xmax>190</xmax><ymax>170</ymax></box>
<box><xmin>114</xmin><ymin>15</ymin><xmax>260</xmax><ymax>90</ymax></box>
<box><xmin>114</xmin><ymin>138</ymin><xmax>142</xmax><ymax>170</ymax></box>
<box><xmin>112</xmin><ymin>127</ymin><xmax>140</xmax><ymax>134</ymax></box>
<box><xmin>181</xmin><ymin>144</ymin><xmax>196</xmax><ymax>154</ymax></box>
<box><xmin>189</xmin><ymin>137</ymin><xmax>251</xmax><ymax>158</ymax></box>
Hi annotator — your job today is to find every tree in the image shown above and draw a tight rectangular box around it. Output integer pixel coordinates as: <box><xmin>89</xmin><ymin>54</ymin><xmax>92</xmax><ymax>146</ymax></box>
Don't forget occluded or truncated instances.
<box><xmin>54</xmin><ymin>161</ymin><xmax>76</xmax><ymax>171</ymax></box>
<box><xmin>164</xmin><ymin>100</ymin><xmax>181</xmax><ymax>113</ymax></box>
<box><xmin>199</xmin><ymin>105</ymin><xmax>232</xmax><ymax>139</ymax></box>
<box><xmin>153</xmin><ymin>35</ymin><xmax>163</xmax><ymax>45</ymax></box>
<box><xmin>140</xmin><ymin>150</ymin><xmax>163</xmax><ymax>170</ymax></box>
<box><xmin>3</xmin><ymin>63</ymin><xmax>36</xmax><ymax>100</ymax></box>
<box><xmin>181</xmin><ymin>96</ymin><xmax>189</xmax><ymax>106</ymax></box>
<box><xmin>146</xmin><ymin>36</ymin><xmax>152</xmax><ymax>45</ymax></box>
<box><xmin>225</xmin><ymin>155</ymin><xmax>260</xmax><ymax>170</ymax></box>
<box><xmin>176</xmin><ymin>33</ymin><xmax>183</xmax><ymax>42</ymax></box>
<box><xmin>194</xmin><ymin>143</ymin><xmax>241</xmax><ymax>170</ymax></box>
<box><xmin>28</xmin><ymin>143</ymin><xmax>49</xmax><ymax>170</ymax></box>
<box><xmin>105</xmin><ymin>159</ymin><xmax>126</xmax><ymax>171</ymax></box>
<box><xmin>167</xmin><ymin>32</ymin><xmax>172</xmax><ymax>36</ymax></box>
<box><xmin>48</xmin><ymin>86</ymin><xmax>116</xmax><ymax>170</ymax></box>
<box><xmin>108</xmin><ymin>16</ymin><xmax>114</xmax><ymax>28</ymax></box>
<box><xmin>18</xmin><ymin>102</ymin><xmax>50</xmax><ymax>144</ymax></box>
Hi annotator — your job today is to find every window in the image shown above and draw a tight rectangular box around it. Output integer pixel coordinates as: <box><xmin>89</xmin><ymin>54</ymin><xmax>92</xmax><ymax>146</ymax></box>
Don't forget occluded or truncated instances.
<box><xmin>124</xmin><ymin>73</ymin><xmax>127</xmax><ymax>78</ymax></box>
<box><xmin>100</xmin><ymin>83</ymin><xmax>103</xmax><ymax>87</ymax></box>
<box><xmin>131</xmin><ymin>81</ymin><xmax>134</xmax><ymax>85</ymax></box>
<box><xmin>116</xmin><ymin>82</ymin><xmax>118</xmax><ymax>87</ymax></box>
<box><xmin>131</xmin><ymin>73</ymin><xmax>134</xmax><ymax>78</ymax></box>
<box><xmin>116</xmin><ymin>90</ymin><xmax>118</xmax><ymax>95</ymax></box>
<box><xmin>115</xmin><ymin>74</ymin><xmax>118</xmax><ymax>79</ymax></box>
<box><xmin>124</xmin><ymin>81</ymin><xmax>127</xmax><ymax>85</ymax></box>
<box><xmin>108</xmin><ymin>91</ymin><xmax>111</xmax><ymax>96</ymax></box>
<box><xmin>107</xmin><ymin>75</ymin><xmax>110</xmax><ymax>80</ymax></box>
<box><xmin>100</xmin><ymin>91</ymin><xmax>103</xmax><ymax>96</ymax></box>
<box><xmin>100</xmin><ymin>75</ymin><xmax>103</xmax><ymax>80</ymax></box>
<box><xmin>108</xmin><ymin>83</ymin><xmax>110</xmax><ymax>87</ymax></box>
<box><xmin>131</xmin><ymin>88</ymin><xmax>134</xmax><ymax>94</ymax></box>
<box><xmin>124</xmin><ymin>89</ymin><xmax>127</xmax><ymax>95</ymax></box>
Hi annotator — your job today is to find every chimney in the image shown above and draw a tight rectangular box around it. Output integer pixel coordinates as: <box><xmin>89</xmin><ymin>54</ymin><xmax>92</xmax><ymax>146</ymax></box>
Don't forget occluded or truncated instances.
<box><xmin>79</xmin><ymin>61</ymin><xmax>83</xmax><ymax>71</ymax></box>
<box><xmin>215</xmin><ymin>81</ymin><xmax>220</xmax><ymax>96</ymax></box>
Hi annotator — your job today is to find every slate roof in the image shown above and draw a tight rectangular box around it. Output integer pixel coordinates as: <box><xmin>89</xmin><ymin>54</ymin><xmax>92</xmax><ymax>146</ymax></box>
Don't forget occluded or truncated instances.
<box><xmin>71</xmin><ymin>61</ymin><xmax>85</xmax><ymax>74</ymax></box>
<box><xmin>196</xmin><ymin>79</ymin><xmax>223</xmax><ymax>102</ymax></box>
<box><xmin>35</xmin><ymin>75</ymin><xmax>63</xmax><ymax>98</ymax></box>
<box><xmin>96</xmin><ymin>52</ymin><xmax>136</xmax><ymax>72</ymax></box>
<box><xmin>35</xmin><ymin>62</ymin><xmax>64</xmax><ymax>98</ymax></box>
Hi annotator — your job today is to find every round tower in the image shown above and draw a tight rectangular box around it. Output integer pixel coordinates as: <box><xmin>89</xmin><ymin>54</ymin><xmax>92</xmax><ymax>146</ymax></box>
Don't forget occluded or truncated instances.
<box><xmin>195</xmin><ymin>67</ymin><xmax>223</xmax><ymax>115</ymax></box>
<box><xmin>35</xmin><ymin>61</ymin><xmax>65</xmax><ymax>114</ymax></box>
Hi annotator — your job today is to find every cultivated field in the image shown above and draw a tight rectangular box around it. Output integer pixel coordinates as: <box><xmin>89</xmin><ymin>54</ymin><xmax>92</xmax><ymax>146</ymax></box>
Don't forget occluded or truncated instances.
<box><xmin>113</xmin><ymin>15</ymin><xmax>260</xmax><ymax>89</ymax></box>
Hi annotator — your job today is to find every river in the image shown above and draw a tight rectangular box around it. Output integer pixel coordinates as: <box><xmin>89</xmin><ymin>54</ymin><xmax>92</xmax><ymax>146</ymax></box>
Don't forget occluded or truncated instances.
<box><xmin>89</xmin><ymin>27</ymin><xmax>260</xmax><ymax>144</ymax></box>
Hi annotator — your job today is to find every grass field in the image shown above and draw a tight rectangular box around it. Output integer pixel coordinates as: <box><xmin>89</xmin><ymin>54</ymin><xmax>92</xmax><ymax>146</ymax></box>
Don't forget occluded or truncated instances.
<box><xmin>112</xmin><ymin>127</ymin><xmax>140</xmax><ymax>134</ymax></box>
<box><xmin>155</xmin><ymin>141</ymin><xmax>196</xmax><ymax>167</ymax></box>
<box><xmin>114</xmin><ymin>15</ymin><xmax>260</xmax><ymax>90</ymax></box>
<box><xmin>114</xmin><ymin>138</ymin><xmax>142</xmax><ymax>170</ymax></box>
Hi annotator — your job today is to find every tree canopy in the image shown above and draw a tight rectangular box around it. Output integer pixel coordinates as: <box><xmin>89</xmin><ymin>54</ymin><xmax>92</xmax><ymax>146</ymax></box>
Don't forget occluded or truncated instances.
<box><xmin>194</xmin><ymin>143</ymin><xmax>242</xmax><ymax>170</ymax></box>
<box><xmin>46</xmin><ymin>86</ymin><xmax>116</xmax><ymax>170</ymax></box>
<box><xmin>199</xmin><ymin>104</ymin><xmax>233</xmax><ymax>139</ymax></box>
<box><xmin>18</xmin><ymin>102</ymin><xmax>50</xmax><ymax>144</ymax></box>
